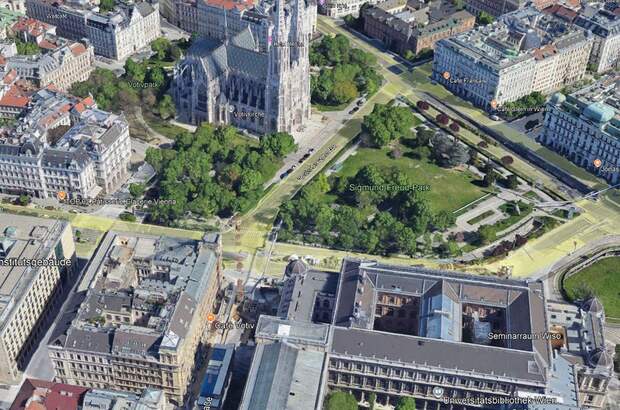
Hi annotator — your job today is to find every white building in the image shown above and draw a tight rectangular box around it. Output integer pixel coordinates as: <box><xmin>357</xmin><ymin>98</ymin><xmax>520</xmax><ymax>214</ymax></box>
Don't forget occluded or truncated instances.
<box><xmin>0</xmin><ymin>88</ymin><xmax>131</xmax><ymax>199</ymax></box>
<box><xmin>432</xmin><ymin>6</ymin><xmax>593</xmax><ymax>110</ymax></box>
<box><xmin>25</xmin><ymin>0</ymin><xmax>160</xmax><ymax>60</ymax></box>
<box><xmin>575</xmin><ymin>5</ymin><xmax>620</xmax><ymax>74</ymax></box>
<box><xmin>539</xmin><ymin>76</ymin><xmax>620</xmax><ymax>185</ymax></box>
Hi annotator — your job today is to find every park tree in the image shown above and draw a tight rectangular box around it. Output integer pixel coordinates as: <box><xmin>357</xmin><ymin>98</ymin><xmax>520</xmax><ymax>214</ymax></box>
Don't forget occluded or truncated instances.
<box><xmin>147</xmin><ymin>67</ymin><xmax>166</xmax><ymax>87</ymax></box>
<box><xmin>477</xmin><ymin>225</ymin><xmax>496</xmax><ymax>245</ymax></box>
<box><xmin>124</xmin><ymin>58</ymin><xmax>146</xmax><ymax>83</ymax></box>
<box><xmin>158</xmin><ymin>95</ymin><xmax>176</xmax><ymax>120</ymax></box>
<box><xmin>129</xmin><ymin>183</ymin><xmax>145</xmax><ymax>198</ymax></box>
<box><xmin>325</xmin><ymin>391</ymin><xmax>358</xmax><ymax>410</ymax></box>
<box><xmin>431</xmin><ymin>133</ymin><xmax>470</xmax><ymax>167</ymax></box>
<box><xmin>504</xmin><ymin>174</ymin><xmax>519</xmax><ymax>189</ymax></box>
<box><xmin>260</xmin><ymin>132</ymin><xmax>297</xmax><ymax>158</ymax></box>
<box><xmin>483</xmin><ymin>170</ymin><xmax>499</xmax><ymax>187</ymax></box>
<box><xmin>151</xmin><ymin>38</ymin><xmax>171</xmax><ymax>60</ymax></box>
<box><xmin>363</xmin><ymin>103</ymin><xmax>415</xmax><ymax>147</ymax></box>
<box><xmin>332</xmin><ymin>80</ymin><xmax>358</xmax><ymax>104</ymax></box>
<box><xmin>395</xmin><ymin>396</ymin><xmax>417</xmax><ymax>410</ymax></box>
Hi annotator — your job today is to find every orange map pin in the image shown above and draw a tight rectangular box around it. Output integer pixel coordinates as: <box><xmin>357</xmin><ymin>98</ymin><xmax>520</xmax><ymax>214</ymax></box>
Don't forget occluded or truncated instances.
<box><xmin>593</xmin><ymin>159</ymin><xmax>602</xmax><ymax>168</ymax></box>
<box><xmin>57</xmin><ymin>191</ymin><xmax>67</xmax><ymax>201</ymax></box>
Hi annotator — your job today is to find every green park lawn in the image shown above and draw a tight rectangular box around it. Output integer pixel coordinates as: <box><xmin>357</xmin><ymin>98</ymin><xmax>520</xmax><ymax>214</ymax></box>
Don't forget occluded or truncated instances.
<box><xmin>336</xmin><ymin>145</ymin><xmax>486</xmax><ymax>213</ymax></box>
<box><xmin>564</xmin><ymin>257</ymin><xmax>620</xmax><ymax>319</ymax></box>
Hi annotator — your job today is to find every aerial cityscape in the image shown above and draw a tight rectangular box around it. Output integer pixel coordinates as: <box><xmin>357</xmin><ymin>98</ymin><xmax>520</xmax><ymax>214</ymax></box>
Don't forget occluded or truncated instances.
<box><xmin>0</xmin><ymin>0</ymin><xmax>618</xmax><ymax>409</ymax></box>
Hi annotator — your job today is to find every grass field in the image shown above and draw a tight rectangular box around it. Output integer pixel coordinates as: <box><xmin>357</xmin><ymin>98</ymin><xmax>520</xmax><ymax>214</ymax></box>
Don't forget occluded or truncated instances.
<box><xmin>336</xmin><ymin>145</ymin><xmax>486</xmax><ymax>213</ymax></box>
<box><xmin>564</xmin><ymin>257</ymin><xmax>620</xmax><ymax>319</ymax></box>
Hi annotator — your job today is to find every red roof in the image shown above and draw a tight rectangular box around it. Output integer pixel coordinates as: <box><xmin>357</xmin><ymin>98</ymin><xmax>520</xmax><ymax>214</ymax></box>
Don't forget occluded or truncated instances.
<box><xmin>69</xmin><ymin>42</ymin><xmax>87</xmax><ymax>56</ymax></box>
<box><xmin>203</xmin><ymin>0</ymin><xmax>254</xmax><ymax>11</ymax></box>
<box><xmin>10</xmin><ymin>379</ymin><xmax>88</xmax><ymax>410</ymax></box>
<box><xmin>542</xmin><ymin>4</ymin><xmax>578</xmax><ymax>21</ymax></box>
<box><xmin>0</xmin><ymin>82</ymin><xmax>32</xmax><ymax>108</ymax></box>
<box><xmin>11</xmin><ymin>17</ymin><xmax>53</xmax><ymax>38</ymax></box>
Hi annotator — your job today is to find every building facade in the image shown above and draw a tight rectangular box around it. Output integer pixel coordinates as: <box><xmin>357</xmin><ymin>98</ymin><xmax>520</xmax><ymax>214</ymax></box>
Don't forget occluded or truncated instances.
<box><xmin>325</xmin><ymin>259</ymin><xmax>556</xmax><ymax>409</ymax></box>
<box><xmin>320</xmin><ymin>0</ymin><xmax>378</xmax><ymax>18</ymax></box>
<box><xmin>47</xmin><ymin>231</ymin><xmax>222</xmax><ymax>406</ymax></box>
<box><xmin>574</xmin><ymin>5</ymin><xmax>620</xmax><ymax>74</ymax></box>
<box><xmin>464</xmin><ymin>0</ymin><xmax>553</xmax><ymax>18</ymax></box>
<box><xmin>432</xmin><ymin>6</ymin><xmax>593</xmax><ymax>110</ymax></box>
<box><xmin>7</xmin><ymin>40</ymin><xmax>94</xmax><ymax>91</ymax></box>
<box><xmin>0</xmin><ymin>88</ymin><xmax>131</xmax><ymax>199</ymax></box>
<box><xmin>538</xmin><ymin>76</ymin><xmax>620</xmax><ymax>185</ymax></box>
<box><xmin>172</xmin><ymin>0</ymin><xmax>312</xmax><ymax>134</ymax></box>
<box><xmin>24</xmin><ymin>0</ymin><xmax>160</xmax><ymax>60</ymax></box>
<box><xmin>362</xmin><ymin>3</ymin><xmax>475</xmax><ymax>56</ymax></box>
<box><xmin>0</xmin><ymin>214</ymin><xmax>76</xmax><ymax>384</ymax></box>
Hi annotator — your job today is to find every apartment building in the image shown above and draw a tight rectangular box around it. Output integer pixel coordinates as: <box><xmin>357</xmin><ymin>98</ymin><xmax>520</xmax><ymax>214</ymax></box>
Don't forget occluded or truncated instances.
<box><xmin>7</xmin><ymin>40</ymin><xmax>94</xmax><ymax>91</ymax></box>
<box><xmin>25</xmin><ymin>0</ymin><xmax>160</xmax><ymax>60</ymax></box>
<box><xmin>0</xmin><ymin>88</ymin><xmax>131</xmax><ymax>199</ymax></box>
<box><xmin>320</xmin><ymin>0</ymin><xmax>380</xmax><ymax>18</ymax></box>
<box><xmin>432</xmin><ymin>6</ymin><xmax>593</xmax><ymax>110</ymax></box>
<box><xmin>47</xmin><ymin>231</ymin><xmax>222</xmax><ymax>406</ymax></box>
<box><xmin>362</xmin><ymin>1</ymin><xmax>475</xmax><ymax>56</ymax></box>
<box><xmin>539</xmin><ymin>75</ymin><xmax>620</xmax><ymax>185</ymax></box>
<box><xmin>9</xmin><ymin>16</ymin><xmax>56</xmax><ymax>44</ymax></box>
<box><xmin>574</xmin><ymin>4</ymin><xmax>620</xmax><ymax>73</ymax></box>
<box><xmin>0</xmin><ymin>214</ymin><xmax>76</xmax><ymax>385</ymax></box>
<box><xmin>464</xmin><ymin>0</ymin><xmax>554</xmax><ymax>18</ymax></box>
<box><xmin>10</xmin><ymin>378</ymin><xmax>172</xmax><ymax>410</ymax></box>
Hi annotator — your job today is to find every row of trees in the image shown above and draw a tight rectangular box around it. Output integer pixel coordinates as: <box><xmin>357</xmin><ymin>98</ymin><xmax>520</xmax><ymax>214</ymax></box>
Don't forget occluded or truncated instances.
<box><xmin>145</xmin><ymin>125</ymin><xmax>296</xmax><ymax>224</ymax></box>
<box><xmin>310</xmin><ymin>34</ymin><xmax>383</xmax><ymax>106</ymax></box>
<box><xmin>278</xmin><ymin>164</ymin><xmax>456</xmax><ymax>257</ymax></box>
<box><xmin>325</xmin><ymin>391</ymin><xmax>416</xmax><ymax>410</ymax></box>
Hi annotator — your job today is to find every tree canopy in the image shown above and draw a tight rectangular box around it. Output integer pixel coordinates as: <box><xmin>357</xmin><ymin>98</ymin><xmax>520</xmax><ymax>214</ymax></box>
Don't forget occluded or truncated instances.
<box><xmin>363</xmin><ymin>103</ymin><xmax>416</xmax><ymax>147</ymax></box>
<box><xmin>145</xmin><ymin>126</ymin><xmax>294</xmax><ymax>223</ymax></box>
<box><xmin>325</xmin><ymin>391</ymin><xmax>358</xmax><ymax>410</ymax></box>
<box><xmin>310</xmin><ymin>34</ymin><xmax>382</xmax><ymax>107</ymax></box>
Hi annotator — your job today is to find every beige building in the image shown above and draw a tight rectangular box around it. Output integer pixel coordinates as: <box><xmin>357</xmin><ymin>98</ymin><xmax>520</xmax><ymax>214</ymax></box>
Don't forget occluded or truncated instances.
<box><xmin>48</xmin><ymin>231</ymin><xmax>222</xmax><ymax>405</ymax></box>
<box><xmin>433</xmin><ymin>6</ymin><xmax>593</xmax><ymax>110</ymax></box>
<box><xmin>7</xmin><ymin>41</ymin><xmax>94</xmax><ymax>91</ymax></box>
<box><xmin>25</xmin><ymin>0</ymin><xmax>160</xmax><ymax>61</ymax></box>
<box><xmin>0</xmin><ymin>213</ymin><xmax>76</xmax><ymax>384</ymax></box>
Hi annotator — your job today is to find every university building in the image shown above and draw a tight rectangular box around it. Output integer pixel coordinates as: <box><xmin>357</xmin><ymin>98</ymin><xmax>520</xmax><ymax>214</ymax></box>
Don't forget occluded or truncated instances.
<box><xmin>244</xmin><ymin>258</ymin><xmax>614</xmax><ymax>409</ymax></box>
<box><xmin>0</xmin><ymin>213</ymin><xmax>76</xmax><ymax>384</ymax></box>
<box><xmin>47</xmin><ymin>231</ymin><xmax>222</xmax><ymax>406</ymax></box>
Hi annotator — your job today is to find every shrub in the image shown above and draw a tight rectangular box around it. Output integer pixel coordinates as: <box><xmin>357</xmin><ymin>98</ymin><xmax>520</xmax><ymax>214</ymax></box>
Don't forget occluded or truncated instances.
<box><xmin>501</xmin><ymin>155</ymin><xmax>514</xmax><ymax>165</ymax></box>
<box><xmin>449</xmin><ymin>122</ymin><xmax>460</xmax><ymax>132</ymax></box>
<box><xmin>478</xmin><ymin>141</ymin><xmax>488</xmax><ymax>149</ymax></box>
<box><xmin>119</xmin><ymin>212</ymin><xmax>137</xmax><ymax>222</ymax></box>
<box><xmin>417</xmin><ymin>100</ymin><xmax>430</xmax><ymax>111</ymax></box>
<box><xmin>436</xmin><ymin>113</ymin><xmax>449</xmax><ymax>125</ymax></box>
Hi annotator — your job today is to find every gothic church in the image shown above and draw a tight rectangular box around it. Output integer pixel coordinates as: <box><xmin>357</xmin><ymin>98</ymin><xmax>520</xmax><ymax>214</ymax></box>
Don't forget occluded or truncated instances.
<box><xmin>172</xmin><ymin>0</ymin><xmax>313</xmax><ymax>134</ymax></box>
